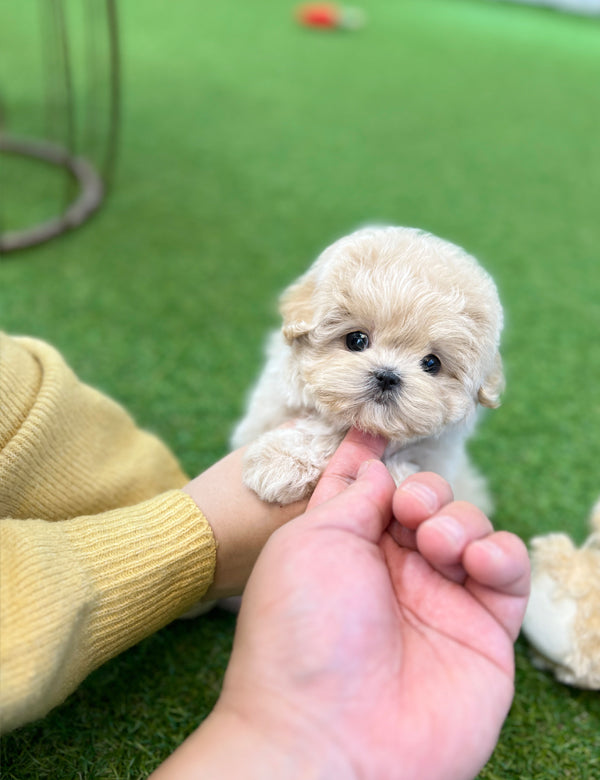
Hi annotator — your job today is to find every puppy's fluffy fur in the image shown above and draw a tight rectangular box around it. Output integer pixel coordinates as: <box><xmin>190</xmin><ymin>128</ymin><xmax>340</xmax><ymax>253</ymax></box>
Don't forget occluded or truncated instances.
<box><xmin>232</xmin><ymin>226</ymin><xmax>504</xmax><ymax>510</ymax></box>
<box><xmin>522</xmin><ymin>498</ymin><xmax>600</xmax><ymax>689</ymax></box>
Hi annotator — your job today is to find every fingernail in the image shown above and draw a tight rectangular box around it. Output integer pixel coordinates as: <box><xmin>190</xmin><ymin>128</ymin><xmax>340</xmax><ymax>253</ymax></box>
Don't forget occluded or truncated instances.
<box><xmin>357</xmin><ymin>459</ymin><xmax>376</xmax><ymax>479</ymax></box>
<box><xmin>432</xmin><ymin>515</ymin><xmax>465</xmax><ymax>546</ymax></box>
<box><xmin>473</xmin><ymin>537</ymin><xmax>503</xmax><ymax>560</ymax></box>
<box><xmin>399</xmin><ymin>480</ymin><xmax>438</xmax><ymax>514</ymax></box>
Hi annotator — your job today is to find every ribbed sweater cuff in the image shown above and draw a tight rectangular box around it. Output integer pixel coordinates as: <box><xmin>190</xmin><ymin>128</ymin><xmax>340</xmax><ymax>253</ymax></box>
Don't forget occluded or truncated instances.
<box><xmin>66</xmin><ymin>490</ymin><xmax>217</xmax><ymax>670</ymax></box>
<box><xmin>0</xmin><ymin>490</ymin><xmax>216</xmax><ymax>733</ymax></box>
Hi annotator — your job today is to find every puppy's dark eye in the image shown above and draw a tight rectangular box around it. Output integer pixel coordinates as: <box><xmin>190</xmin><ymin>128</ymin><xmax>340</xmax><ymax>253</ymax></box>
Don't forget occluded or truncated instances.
<box><xmin>421</xmin><ymin>354</ymin><xmax>441</xmax><ymax>375</ymax></box>
<box><xmin>346</xmin><ymin>331</ymin><xmax>370</xmax><ymax>352</ymax></box>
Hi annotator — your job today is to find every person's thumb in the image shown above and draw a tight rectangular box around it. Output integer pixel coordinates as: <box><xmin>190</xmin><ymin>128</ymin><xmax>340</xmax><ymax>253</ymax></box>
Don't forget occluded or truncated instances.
<box><xmin>309</xmin><ymin>427</ymin><xmax>388</xmax><ymax>509</ymax></box>
<box><xmin>301</xmin><ymin>457</ymin><xmax>395</xmax><ymax>543</ymax></box>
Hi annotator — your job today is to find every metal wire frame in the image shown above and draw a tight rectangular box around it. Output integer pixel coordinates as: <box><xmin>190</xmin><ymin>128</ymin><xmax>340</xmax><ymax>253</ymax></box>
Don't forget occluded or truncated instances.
<box><xmin>0</xmin><ymin>0</ymin><xmax>120</xmax><ymax>254</ymax></box>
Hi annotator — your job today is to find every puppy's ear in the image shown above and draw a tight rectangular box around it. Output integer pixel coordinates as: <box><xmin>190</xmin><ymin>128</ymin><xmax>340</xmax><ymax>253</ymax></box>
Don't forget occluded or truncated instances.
<box><xmin>478</xmin><ymin>352</ymin><xmax>505</xmax><ymax>408</ymax></box>
<box><xmin>279</xmin><ymin>272</ymin><xmax>317</xmax><ymax>343</ymax></box>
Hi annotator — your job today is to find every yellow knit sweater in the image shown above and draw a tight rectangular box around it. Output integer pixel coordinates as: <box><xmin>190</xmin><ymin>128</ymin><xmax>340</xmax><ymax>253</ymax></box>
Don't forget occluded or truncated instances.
<box><xmin>0</xmin><ymin>334</ymin><xmax>216</xmax><ymax>734</ymax></box>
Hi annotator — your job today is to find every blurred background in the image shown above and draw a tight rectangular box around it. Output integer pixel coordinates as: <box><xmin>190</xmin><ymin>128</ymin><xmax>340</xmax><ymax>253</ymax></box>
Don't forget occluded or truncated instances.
<box><xmin>1</xmin><ymin>1</ymin><xmax>599</xmax><ymax>777</ymax></box>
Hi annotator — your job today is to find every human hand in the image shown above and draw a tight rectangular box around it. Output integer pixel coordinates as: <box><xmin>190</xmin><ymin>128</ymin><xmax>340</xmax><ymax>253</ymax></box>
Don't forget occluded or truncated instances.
<box><xmin>182</xmin><ymin>446</ymin><xmax>307</xmax><ymax>601</ymax></box>
<box><xmin>158</xmin><ymin>429</ymin><xmax>529</xmax><ymax>779</ymax></box>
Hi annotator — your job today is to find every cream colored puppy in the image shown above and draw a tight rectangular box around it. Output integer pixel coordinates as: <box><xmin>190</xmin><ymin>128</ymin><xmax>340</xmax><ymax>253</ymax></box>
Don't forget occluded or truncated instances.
<box><xmin>232</xmin><ymin>226</ymin><xmax>504</xmax><ymax>510</ymax></box>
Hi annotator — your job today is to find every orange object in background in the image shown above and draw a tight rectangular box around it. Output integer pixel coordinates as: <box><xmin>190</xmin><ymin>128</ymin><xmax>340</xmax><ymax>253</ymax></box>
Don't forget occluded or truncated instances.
<box><xmin>295</xmin><ymin>4</ymin><xmax>366</xmax><ymax>30</ymax></box>
<box><xmin>296</xmin><ymin>3</ymin><xmax>340</xmax><ymax>27</ymax></box>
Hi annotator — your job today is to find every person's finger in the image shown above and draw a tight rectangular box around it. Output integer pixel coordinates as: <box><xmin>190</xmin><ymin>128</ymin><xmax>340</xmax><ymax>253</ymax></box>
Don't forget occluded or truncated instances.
<box><xmin>415</xmin><ymin>502</ymin><xmax>494</xmax><ymax>583</ymax></box>
<box><xmin>308</xmin><ymin>427</ymin><xmax>388</xmax><ymax>509</ymax></box>
<box><xmin>463</xmin><ymin>531</ymin><xmax>531</xmax><ymax>641</ymax></box>
<box><xmin>392</xmin><ymin>472</ymin><xmax>454</xmax><ymax>530</ymax></box>
<box><xmin>387</xmin><ymin>521</ymin><xmax>418</xmax><ymax>551</ymax></box>
<box><xmin>299</xmin><ymin>459</ymin><xmax>396</xmax><ymax>543</ymax></box>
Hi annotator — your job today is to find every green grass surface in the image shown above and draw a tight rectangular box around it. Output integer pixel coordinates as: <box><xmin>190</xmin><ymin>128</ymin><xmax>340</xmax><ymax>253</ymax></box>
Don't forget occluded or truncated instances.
<box><xmin>1</xmin><ymin>0</ymin><xmax>600</xmax><ymax>776</ymax></box>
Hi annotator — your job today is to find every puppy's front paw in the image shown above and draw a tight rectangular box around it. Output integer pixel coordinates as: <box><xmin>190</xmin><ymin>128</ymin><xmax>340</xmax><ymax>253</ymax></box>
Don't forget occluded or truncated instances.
<box><xmin>243</xmin><ymin>428</ymin><xmax>329</xmax><ymax>504</ymax></box>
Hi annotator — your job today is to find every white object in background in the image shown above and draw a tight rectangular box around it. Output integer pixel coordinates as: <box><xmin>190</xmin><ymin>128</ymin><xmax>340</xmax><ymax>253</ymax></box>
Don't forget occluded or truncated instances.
<box><xmin>491</xmin><ymin>0</ymin><xmax>600</xmax><ymax>15</ymax></box>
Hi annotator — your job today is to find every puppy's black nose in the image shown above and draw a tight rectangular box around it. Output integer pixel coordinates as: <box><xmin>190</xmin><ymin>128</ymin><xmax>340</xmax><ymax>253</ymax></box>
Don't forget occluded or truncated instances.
<box><xmin>373</xmin><ymin>369</ymin><xmax>402</xmax><ymax>392</ymax></box>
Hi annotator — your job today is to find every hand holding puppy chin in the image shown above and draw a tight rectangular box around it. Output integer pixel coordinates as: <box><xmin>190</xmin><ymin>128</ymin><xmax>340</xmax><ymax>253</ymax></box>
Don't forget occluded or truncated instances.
<box><xmin>157</xmin><ymin>428</ymin><xmax>530</xmax><ymax>780</ymax></box>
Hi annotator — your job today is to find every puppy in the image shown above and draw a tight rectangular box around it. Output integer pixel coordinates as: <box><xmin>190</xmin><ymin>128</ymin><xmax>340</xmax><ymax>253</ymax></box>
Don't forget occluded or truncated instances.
<box><xmin>232</xmin><ymin>226</ymin><xmax>504</xmax><ymax>512</ymax></box>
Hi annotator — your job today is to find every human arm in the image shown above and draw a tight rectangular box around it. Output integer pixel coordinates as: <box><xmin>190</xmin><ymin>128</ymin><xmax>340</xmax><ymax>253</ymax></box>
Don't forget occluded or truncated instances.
<box><xmin>0</xmin><ymin>451</ymin><xmax>305</xmax><ymax>736</ymax></box>
<box><xmin>0</xmin><ymin>491</ymin><xmax>215</xmax><ymax>735</ymax></box>
<box><xmin>0</xmin><ymin>333</ymin><xmax>305</xmax><ymax>733</ymax></box>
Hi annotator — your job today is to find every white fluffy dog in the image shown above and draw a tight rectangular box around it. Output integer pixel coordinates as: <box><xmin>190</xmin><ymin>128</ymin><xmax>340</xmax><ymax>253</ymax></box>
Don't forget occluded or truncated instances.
<box><xmin>232</xmin><ymin>226</ymin><xmax>504</xmax><ymax>511</ymax></box>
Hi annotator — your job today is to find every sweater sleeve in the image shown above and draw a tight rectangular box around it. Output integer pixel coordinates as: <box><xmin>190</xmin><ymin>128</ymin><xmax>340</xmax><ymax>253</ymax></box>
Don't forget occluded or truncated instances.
<box><xmin>0</xmin><ymin>332</ymin><xmax>192</xmax><ymax>520</ymax></box>
<box><xmin>0</xmin><ymin>334</ymin><xmax>217</xmax><ymax>733</ymax></box>
<box><xmin>0</xmin><ymin>492</ymin><xmax>215</xmax><ymax>734</ymax></box>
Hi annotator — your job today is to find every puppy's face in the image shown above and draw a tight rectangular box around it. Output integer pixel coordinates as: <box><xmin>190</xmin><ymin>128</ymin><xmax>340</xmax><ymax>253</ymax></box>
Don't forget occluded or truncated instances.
<box><xmin>280</xmin><ymin>227</ymin><xmax>504</xmax><ymax>441</ymax></box>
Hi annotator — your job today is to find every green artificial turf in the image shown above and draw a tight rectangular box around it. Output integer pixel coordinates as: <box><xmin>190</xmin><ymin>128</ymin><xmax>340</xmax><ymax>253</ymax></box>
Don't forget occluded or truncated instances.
<box><xmin>1</xmin><ymin>0</ymin><xmax>600</xmax><ymax>776</ymax></box>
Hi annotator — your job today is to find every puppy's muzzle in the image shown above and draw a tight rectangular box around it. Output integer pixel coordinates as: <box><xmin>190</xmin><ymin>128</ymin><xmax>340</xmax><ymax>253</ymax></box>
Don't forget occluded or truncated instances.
<box><xmin>372</xmin><ymin>368</ymin><xmax>402</xmax><ymax>396</ymax></box>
